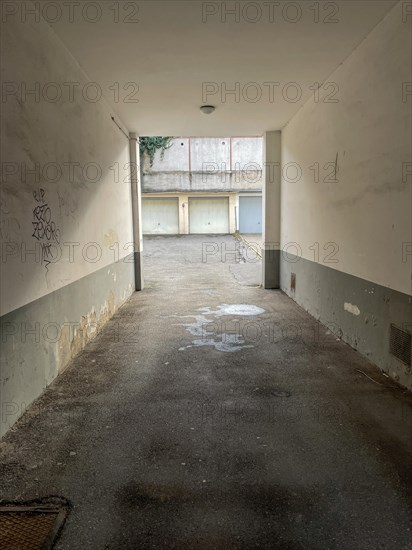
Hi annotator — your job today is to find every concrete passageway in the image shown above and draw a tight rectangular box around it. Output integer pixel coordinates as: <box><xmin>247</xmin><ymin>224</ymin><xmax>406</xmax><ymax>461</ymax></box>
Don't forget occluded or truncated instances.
<box><xmin>1</xmin><ymin>236</ymin><xmax>411</xmax><ymax>549</ymax></box>
<box><xmin>1</xmin><ymin>2</ymin><xmax>411</xmax><ymax>548</ymax></box>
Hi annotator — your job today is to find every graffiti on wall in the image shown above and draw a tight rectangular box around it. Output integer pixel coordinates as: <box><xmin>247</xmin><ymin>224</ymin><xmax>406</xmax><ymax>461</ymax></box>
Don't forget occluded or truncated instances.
<box><xmin>32</xmin><ymin>188</ymin><xmax>61</xmax><ymax>272</ymax></box>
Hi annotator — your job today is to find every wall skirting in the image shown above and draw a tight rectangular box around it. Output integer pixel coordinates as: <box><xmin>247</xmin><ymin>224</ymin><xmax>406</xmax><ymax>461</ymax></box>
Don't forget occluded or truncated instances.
<box><xmin>280</xmin><ymin>255</ymin><xmax>412</xmax><ymax>390</ymax></box>
<box><xmin>262</xmin><ymin>249</ymin><xmax>280</xmax><ymax>289</ymax></box>
<box><xmin>0</xmin><ymin>256</ymin><xmax>135</xmax><ymax>438</ymax></box>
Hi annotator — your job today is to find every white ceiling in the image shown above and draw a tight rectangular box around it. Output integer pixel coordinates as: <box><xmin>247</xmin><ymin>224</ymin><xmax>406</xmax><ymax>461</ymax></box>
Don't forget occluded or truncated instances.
<box><xmin>48</xmin><ymin>0</ymin><xmax>397</xmax><ymax>136</ymax></box>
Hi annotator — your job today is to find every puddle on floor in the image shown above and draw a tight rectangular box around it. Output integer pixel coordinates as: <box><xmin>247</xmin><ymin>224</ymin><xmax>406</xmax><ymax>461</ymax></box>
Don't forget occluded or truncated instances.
<box><xmin>173</xmin><ymin>304</ymin><xmax>265</xmax><ymax>353</ymax></box>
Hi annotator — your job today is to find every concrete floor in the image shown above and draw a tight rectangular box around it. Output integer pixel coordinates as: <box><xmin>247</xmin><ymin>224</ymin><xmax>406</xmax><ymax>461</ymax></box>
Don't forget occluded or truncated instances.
<box><xmin>1</xmin><ymin>235</ymin><xmax>411</xmax><ymax>549</ymax></box>
<box><xmin>238</xmin><ymin>234</ymin><xmax>262</xmax><ymax>260</ymax></box>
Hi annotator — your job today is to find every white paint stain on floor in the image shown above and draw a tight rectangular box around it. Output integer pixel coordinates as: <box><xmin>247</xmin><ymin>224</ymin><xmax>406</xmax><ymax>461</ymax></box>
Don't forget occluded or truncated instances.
<box><xmin>197</xmin><ymin>304</ymin><xmax>265</xmax><ymax>317</ymax></box>
<box><xmin>174</xmin><ymin>304</ymin><xmax>265</xmax><ymax>353</ymax></box>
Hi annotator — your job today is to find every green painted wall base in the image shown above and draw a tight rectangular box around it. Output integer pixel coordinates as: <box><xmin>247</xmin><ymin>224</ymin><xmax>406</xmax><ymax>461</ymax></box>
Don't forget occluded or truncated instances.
<box><xmin>280</xmin><ymin>255</ymin><xmax>412</xmax><ymax>390</ymax></box>
<box><xmin>0</xmin><ymin>256</ymin><xmax>135</xmax><ymax>438</ymax></box>
<box><xmin>262</xmin><ymin>249</ymin><xmax>280</xmax><ymax>289</ymax></box>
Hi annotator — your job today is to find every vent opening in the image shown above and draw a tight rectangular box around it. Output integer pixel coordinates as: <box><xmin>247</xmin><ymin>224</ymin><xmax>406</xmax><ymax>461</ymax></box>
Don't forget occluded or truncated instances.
<box><xmin>389</xmin><ymin>324</ymin><xmax>411</xmax><ymax>366</ymax></box>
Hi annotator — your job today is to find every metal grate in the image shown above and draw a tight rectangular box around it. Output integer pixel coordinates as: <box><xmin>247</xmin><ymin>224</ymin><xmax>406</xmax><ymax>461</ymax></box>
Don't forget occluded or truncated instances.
<box><xmin>0</xmin><ymin>499</ymin><xmax>70</xmax><ymax>550</ymax></box>
<box><xmin>389</xmin><ymin>324</ymin><xmax>411</xmax><ymax>366</ymax></box>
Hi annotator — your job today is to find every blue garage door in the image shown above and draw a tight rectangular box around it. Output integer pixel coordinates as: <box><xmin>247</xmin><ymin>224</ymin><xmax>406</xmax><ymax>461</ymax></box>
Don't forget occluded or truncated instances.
<box><xmin>239</xmin><ymin>196</ymin><xmax>262</xmax><ymax>233</ymax></box>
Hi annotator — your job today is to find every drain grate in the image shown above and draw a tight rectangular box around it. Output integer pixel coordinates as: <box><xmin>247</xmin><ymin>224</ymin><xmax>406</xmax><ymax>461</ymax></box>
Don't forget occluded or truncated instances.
<box><xmin>0</xmin><ymin>498</ymin><xmax>70</xmax><ymax>550</ymax></box>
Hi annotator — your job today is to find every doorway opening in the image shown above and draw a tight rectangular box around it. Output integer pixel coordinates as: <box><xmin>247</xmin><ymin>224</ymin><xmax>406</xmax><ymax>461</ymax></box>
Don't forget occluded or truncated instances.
<box><xmin>139</xmin><ymin>136</ymin><xmax>263</xmax><ymax>288</ymax></box>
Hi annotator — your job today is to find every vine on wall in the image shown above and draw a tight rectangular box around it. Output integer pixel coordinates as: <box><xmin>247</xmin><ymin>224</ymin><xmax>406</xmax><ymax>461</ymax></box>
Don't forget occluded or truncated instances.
<box><xmin>139</xmin><ymin>137</ymin><xmax>174</xmax><ymax>167</ymax></box>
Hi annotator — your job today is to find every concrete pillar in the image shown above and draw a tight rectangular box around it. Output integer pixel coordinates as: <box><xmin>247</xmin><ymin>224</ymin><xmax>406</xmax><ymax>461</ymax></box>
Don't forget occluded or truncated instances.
<box><xmin>129</xmin><ymin>133</ymin><xmax>144</xmax><ymax>290</ymax></box>
<box><xmin>179</xmin><ymin>195</ymin><xmax>189</xmax><ymax>234</ymax></box>
<box><xmin>262</xmin><ymin>131</ymin><xmax>281</xmax><ymax>288</ymax></box>
<box><xmin>228</xmin><ymin>193</ymin><xmax>237</xmax><ymax>234</ymax></box>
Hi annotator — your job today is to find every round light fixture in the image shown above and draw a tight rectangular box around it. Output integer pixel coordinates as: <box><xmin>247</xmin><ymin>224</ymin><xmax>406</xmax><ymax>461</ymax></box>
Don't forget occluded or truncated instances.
<box><xmin>200</xmin><ymin>105</ymin><xmax>216</xmax><ymax>115</ymax></box>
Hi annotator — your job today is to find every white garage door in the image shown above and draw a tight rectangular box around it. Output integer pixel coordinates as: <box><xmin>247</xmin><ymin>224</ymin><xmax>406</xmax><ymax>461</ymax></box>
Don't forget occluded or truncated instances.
<box><xmin>189</xmin><ymin>197</ymin><xmax>229</xmax><ymax>234</ymax></box>
<box><xmin>142</xmin><ymin>198</ymin><xmax>179</xmax><ymax>234</ymax></box>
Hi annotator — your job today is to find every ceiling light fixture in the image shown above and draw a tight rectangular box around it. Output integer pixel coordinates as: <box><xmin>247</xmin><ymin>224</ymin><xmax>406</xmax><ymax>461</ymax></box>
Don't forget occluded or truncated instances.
<box><xmin>200</xmin><ymin>105</ymin><xmax>216</xmax><ymax>115</ymax></box>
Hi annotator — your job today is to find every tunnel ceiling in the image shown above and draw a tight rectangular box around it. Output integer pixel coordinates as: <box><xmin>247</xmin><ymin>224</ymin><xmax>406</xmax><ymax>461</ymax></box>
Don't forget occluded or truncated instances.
<box><xmin>46</xmin><ymin>0</ymin><xmax>396</xmax><ymax>136</ymax></box>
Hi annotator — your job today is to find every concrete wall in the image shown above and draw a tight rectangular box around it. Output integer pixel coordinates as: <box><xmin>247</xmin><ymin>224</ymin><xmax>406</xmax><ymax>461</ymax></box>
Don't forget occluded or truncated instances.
<box><xmin>280</xmin><ymin>2</ymin><xmax>412</xmax><ymax>389</ymax></box>
<box><xmin>142</xmin><ymin>172</ymin><xmax>262</xmax><ymax>194</ymax></box>
<box><xmin>0</xmin><ymin>5</ymin><xmax>135</xmax><ymax>436</ymax></box>
<box><xmin>142</xmin><ymin>137</ymin><xmax>263</xmax><ymax>193</ymax></box>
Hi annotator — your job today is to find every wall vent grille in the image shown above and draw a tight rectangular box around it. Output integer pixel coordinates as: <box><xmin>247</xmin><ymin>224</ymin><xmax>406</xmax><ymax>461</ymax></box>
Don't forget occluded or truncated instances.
<box><xmin>389</xmin><ymin>324</ymin><xmax>411</xmax><ymax>366</ymax></box>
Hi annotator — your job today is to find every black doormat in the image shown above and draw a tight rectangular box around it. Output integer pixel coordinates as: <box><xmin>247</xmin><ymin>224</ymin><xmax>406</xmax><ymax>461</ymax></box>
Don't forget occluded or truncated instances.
<box><xmin>0</xmin><ymin>496</ymin><xmax>71</xmax><ymax>550</ymax></box>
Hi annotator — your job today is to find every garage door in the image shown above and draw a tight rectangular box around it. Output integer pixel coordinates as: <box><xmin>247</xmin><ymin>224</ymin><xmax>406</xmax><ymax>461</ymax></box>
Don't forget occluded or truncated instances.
<box><xmin>239</xmin><ymin>196</ymin><xmax>262</xmax><ymax>234</ymax></box>
<box><xmin>189</xmin><ymin>197</ymin><xmax>229</xmax><ymax>234</ymax></box>
<box><xmin>142</xmin><ymin>198</ymin><xmax>179</xmax><ymax>234</ymax></box>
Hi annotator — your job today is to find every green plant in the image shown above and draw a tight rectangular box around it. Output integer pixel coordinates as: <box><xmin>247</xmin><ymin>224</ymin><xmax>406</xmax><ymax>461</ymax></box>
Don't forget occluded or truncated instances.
<box><xmin>140</xmin><ymin>137</ymin><xmax>174</xmax><ymax>167</ymax></box>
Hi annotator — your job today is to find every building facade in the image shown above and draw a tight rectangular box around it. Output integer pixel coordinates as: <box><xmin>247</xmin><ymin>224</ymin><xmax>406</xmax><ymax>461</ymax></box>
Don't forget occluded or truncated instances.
<box><xmin>141</xmin><ymin>137</ymin><xmax>263</xmax><ymax>234</ymax></box>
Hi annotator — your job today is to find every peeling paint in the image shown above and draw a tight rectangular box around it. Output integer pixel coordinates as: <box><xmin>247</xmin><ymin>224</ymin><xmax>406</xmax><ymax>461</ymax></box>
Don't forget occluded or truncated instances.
<box><xmin>103</xmin><ymin>229</ymin><xmax>119</xmax><ymax>247</ymax></box>
<box><xmin>57</xmin><ymin>291</ymin><xmax>117</xmax><ymax>373</ymax></box>
<box><xmin>344</xmin><ymin>302</ymin><xmax>361</xmax><ymax>316</ymax></box>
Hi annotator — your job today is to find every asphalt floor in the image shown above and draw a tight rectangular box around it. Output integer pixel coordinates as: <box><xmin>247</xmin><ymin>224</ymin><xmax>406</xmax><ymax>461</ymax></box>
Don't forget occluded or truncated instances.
<box><xmin>1</xmin><ymin>235</ymin><xmax>411</xmax><ymax>549</ymax></box>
